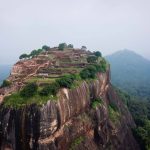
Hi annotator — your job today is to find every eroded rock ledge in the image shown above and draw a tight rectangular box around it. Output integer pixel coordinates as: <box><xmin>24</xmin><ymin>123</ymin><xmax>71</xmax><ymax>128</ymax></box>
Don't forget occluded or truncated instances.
<box><xmin>0</xmin><ymin>70</ymin><xmax>139</xmax><ymax>150</ymax></box>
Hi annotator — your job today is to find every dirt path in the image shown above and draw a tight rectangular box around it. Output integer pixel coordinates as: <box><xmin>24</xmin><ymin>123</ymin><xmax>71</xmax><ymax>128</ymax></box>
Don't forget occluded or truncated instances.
<box><xmin>23</xmin><ymin>61</ymin><xmax>50</xmax><ymax>81</ymax></box>
<box><xmin>0</xmin><ymin>61</ymin><xmax>50</xmax><ymax>104</ymax></box>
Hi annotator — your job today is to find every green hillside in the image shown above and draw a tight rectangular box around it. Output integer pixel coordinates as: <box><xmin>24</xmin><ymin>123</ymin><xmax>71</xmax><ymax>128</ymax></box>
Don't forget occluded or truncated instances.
<box><xmin>106</xmin><ymin>49</ymin><xmax>150</xmax><ymax>98</ymax></box>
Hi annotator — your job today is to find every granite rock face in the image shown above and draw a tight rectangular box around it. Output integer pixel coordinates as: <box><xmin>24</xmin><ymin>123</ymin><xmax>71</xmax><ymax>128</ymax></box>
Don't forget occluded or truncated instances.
<box><xmin>0</xmin><ymin>70</ymin><xmax>139</xmax><ymax>150</ymax></box>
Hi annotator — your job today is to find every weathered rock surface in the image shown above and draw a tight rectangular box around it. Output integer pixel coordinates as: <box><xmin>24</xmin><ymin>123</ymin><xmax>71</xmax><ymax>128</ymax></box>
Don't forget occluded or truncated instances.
<box><xmin>0</xmin><ymin>69</ymin><xmax>140</xmax><ymax>150</ymax></box>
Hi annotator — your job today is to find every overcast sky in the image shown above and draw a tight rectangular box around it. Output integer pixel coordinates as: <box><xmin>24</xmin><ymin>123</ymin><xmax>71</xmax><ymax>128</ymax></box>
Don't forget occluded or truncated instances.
<box><xmin>0</xmin><ymin>0</ymin><xmax>150</xmax><ymax>65</ymax></box>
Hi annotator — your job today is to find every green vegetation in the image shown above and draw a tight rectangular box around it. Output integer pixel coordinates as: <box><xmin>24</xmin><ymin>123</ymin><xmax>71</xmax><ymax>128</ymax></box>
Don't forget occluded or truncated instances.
<box><xmin>70</xmin><ymin>79</ymin><xmax>83</xmax><ymax>89</ymax></box>
<box><xmin>87</xmin><ymin>56</ymin><xmax>98</xmax><ymax>63</ymax></box>
<box><xmin>58</xmin><ymin>43</ymin><xmax>74</xmax><ymax>50</ymax></box>
<box><xmin>30</xmin><ymin>50</ymin><xmax>39</xmax><ymax>57</ymax></box>
<box><xmin>19</xmin><ymin>49</ymin><xmax>44</xmax><ymax>60</ymax></box>
<box><xmin>56</xmin><ymin>74</ymin><xmax>76</xmax><ymax>88</ymax></box>
<box><xmin>3</xmin><ymin>82</ymin><xmax>59</xmax><ymax>108</ymax></box>
<box><xmin>25</xmin><ymin>77</ymin><xmax>55</xmax><ymax>84</ymax></box>
<box><xmin>5</xmin><ymin>47</ymin><xmax>109</xmax><ymax>108</ymax></box>
<box><xmin>100</xmin><ymin>58</ymin><xmax>107</xmax><ymax>72</ymax></box>
<box><xmin>93</xmin><ymin>63</ymin><xmax>106</xmax><ymax>73</ymax></box>
<box><xmin>42</xmin><ymin>45</ymin><xmax>50</xmax><ymax>51</ymax></box>
<box><xmin>80</xmin><ymin>66</ymin><xmax>97</xmax><ymax>79</ymax></box>
<box><xmin>115</xmin><ymin>87</ymin><xmax>150</xmax><ymax>150</ymax></box>
<box><xmin>81</xmin><ymin>57</ymin><xmax>107</xmax><ymax>80</ymax></box>
<box><xmin>79</xmin><ymin>62</ymin><xmax>107</xmax><ymax>80</ymax></box>
<box><xmin>133</xmin><ymin>120</ymin><xmax>150</xmax><ymax>150</ymax></box>
<box><xmin>109</xmin><ymin>102</ymin><xmax>118</xmax><ymax>112</ymax></box>
<box><xmin>69</xmin><ymin>136</ymin><xmax>84</xmax><ymax>150</ymax></box>
<box><xmin>92</xmin><ymin>98</ymin><xmax>103</xmax><ymax>109</ymax></box>
<box><xmin>3</xmin><ymin>61</ymin><xmax>107</xmax><ymax>107</ymax></box>
<box><xmin>114</xmin><ymin>87</ymin><xmax>131</xmax><ymax>106</ymax></box>
<box><xmin>1</xmin><ymin>80</ymin><xmax>11</xmax><ymax>88</ymax></box>
<box><xmin>94</xmin><ymin>51</ymin><xmax>102</xmax><ymax>57</ymax></box>
<box><xmin>39</xmin><ymin>82</ymin><xmax>60</xmax><ymax>96</ymax></box>
<box><xmin>19</xmin><ymin>53</ymin><xmax>29</xmax><ymax>60</ymax></box>
<box><xmin>106</xmin><ymin>49</ymin><xmax>150</xmax><ymax>98</ymax></box>
<box><xmin>58</xmin><ymin>43</ymin><xmax>67</xmax><ymax>50</ymax></box>
<box><xmin>30</xmin><ymin>49</ymin><xmax>43</xmax><ymax>58</ymax></box>
<box><xmin>3</xmin><ymin>74</ymin><xmax>77</xmax><ymax>107</ymax></box>
<box><xmin>129</xmin><ymin>100</ymin><xmax>150</xmax><ymax>150</ymax></box>
<box><xmin>108</xmin><ymin>103</ymin><xmax>120</xmax><ymax>123</ymax></box>
<box><xmin>3</xmin><ymin>92</ymin><xmax>57</xmax><ymax>108</ymax></box>
<box><xmin>20</xmin><ymin>83</ymin><xmax>38</xmax><ymax>98</ymax></box>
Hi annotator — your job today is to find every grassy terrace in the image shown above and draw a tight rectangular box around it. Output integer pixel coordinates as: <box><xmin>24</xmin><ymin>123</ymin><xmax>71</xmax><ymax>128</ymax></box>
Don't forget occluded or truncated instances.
<box><xmin>46</xmin><ymin>67</ymin><xmax>82</xmax><ymax>72</ymax></box>
<box><xmin>3</xmin><ymin>76</ymin><xmax>82</xmax><ymax>108</ymax></box>
<box><xmin>25</xmin><ymin>77</ymin><xmax>56</xmax><ymax>84</ymax></box>
<box><xmin>3</xmin><ymin>53</ymin><xmax>108</xmax><ymax>108</ymax></box>
<box><xmin>4</xmin><ymin>93</ymin><xmax>57</xmax><ymax>108</ymax></box>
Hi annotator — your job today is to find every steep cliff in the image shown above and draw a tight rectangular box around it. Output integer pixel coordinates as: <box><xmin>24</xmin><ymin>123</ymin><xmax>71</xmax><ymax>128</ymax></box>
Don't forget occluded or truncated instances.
<box><xmin>0</xmin><ymin>69</ymin><xmax>139</xmax><ymax>150</ymax></box>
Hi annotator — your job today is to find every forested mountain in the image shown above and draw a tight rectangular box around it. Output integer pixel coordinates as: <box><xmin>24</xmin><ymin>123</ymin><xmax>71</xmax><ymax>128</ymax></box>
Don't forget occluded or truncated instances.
<box><xmin>115</xmin><ymin>87</ymin><xmax>150</xmax><ymax>150</ymax></box>
<box><xmin>106</xmin><ymin>49</ymin><xmax>150</xmax><ymax>98</ymax></box>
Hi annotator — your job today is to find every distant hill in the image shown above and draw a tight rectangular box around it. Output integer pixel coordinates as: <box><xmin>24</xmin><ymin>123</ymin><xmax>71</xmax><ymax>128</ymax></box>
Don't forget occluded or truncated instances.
<box><xmin>0</xmin><ymin>64</ymin><xmax>11</xmax><ymax>85</ymax></box>
<box><xmin>106</xmin><ymin>49</ymin><xmax>150</xmax><ymax>98</ymax></box>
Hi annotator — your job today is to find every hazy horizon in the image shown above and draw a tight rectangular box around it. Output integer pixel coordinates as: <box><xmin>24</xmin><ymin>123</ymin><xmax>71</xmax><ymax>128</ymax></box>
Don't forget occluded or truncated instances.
<box><xmin>0</xmin><ymin>0</ymin><xmax>150</xmax><ymax>65</ymax></box>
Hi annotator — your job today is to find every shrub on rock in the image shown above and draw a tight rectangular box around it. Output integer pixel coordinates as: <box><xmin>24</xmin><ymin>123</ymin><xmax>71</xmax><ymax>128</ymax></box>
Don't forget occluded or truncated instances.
<box><xmin>80</xmin><ymin>66</ymin><xmax>97</xmax><ymax>79</ymax></box>
<box><xmin>20</xmin><ymin>83</ymin><xmax>38</xmax><ymax>98</ymax></box>
<box><xmin>1</xmin><ymin>80</ymin><xmax>11</xmax><ymax>88</ymax></box>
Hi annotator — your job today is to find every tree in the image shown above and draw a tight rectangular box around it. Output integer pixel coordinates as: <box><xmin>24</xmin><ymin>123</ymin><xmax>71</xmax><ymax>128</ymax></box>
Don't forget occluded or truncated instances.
<box><xmin>80</xmin><ymin>66</ymin><xmax>97</xmax><ymax>79</ymax></box>
<box><xmin>1</xmin><ymin>80</ymin><xmax>11</xmax><ymax>88</ymax></box>
<box><xmin>19</xmin><ymin>54</ymin><xmax>28</xmax><ymax>60</ymax></box>
<box><xmin>20</xmin><ymin>83</ymin><xmax>38</xmax><ymax>98</ymax></box>
<box><xmin>30</xmin><ymin>50</ymin><xmax>38</xmax><ymax>58</ymax></box>
<box><xmin>42</xmin><ymin>45</ymin><xmax>50</xmax><ymax>51</ymax></box>
<box><xmin>79</xmin><ymin>69</ymin><xmax>90</xmax><ymax>79</ymax></box>
<box><xmin>94</xmin><ymin>51</ymin><xmax>102</xmax><ymax>57</ymax></box>
<box><xmin>56</xmin><ymin>74</ymin><xmax>76</xmax><ymax>88</ymax></box>
<box><xmin>133</xmin><ymin>121</ymin><xmax>150</xmax><ymax>150</ymax></box>
<box><xmin>30</xmin><ymin>49</ymin><xmax>43</xmax><ymax>58</ymax></box>
<box><xmin>39</xmin><ymin>82</ymin><xmax>60</xmax><ymax>96</ymax></box>
<box><xmin>68</xmin><ymin>44</ymin><xmax>74</xmax><ymax>48</ymax></box>
<box><xmin>93</xmin><ymin>64</ymin><xmax>102</xmax><ymax>72</ymax></box>
<box><xmin>37</xmin><ymin>49</ymin><xmax>43</xmax><ymax>54</ymax></box>
<box><xmin>58</xmin><ymin>43</ymin><xmax>67</xmax><ymax>50</ymax></box>
<box><xmin>87</xmin><ymin>56</ymin><xmax>98</xmax><ymax>63</ymax></box>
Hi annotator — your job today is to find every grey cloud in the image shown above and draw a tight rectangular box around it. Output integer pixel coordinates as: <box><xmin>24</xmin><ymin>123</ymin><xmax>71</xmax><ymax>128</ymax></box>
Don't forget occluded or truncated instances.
<box><xmin>0</xmin><ymin>0</ymin><xmax>150</xmax><ymax>64</ymax></box>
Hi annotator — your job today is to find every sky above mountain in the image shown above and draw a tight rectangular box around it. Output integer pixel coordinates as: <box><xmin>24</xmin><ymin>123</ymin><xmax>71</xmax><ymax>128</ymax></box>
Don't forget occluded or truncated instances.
<box><xmin>0</xmin><ymin>0</ymin><xmax>150</xmax><ymax>64</ymax></box>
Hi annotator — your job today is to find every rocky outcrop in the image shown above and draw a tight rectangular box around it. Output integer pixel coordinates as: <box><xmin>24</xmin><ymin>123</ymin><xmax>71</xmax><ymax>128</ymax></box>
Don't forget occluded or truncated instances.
<box><xmin>9</xmin><ymin>58</ymin><xmax>50</xmax><ymax>82</ymax></box>
<box><xmin>0</xmin><ymin>70</ymin><xmax>139</xmax><ymax>150</ymax></box>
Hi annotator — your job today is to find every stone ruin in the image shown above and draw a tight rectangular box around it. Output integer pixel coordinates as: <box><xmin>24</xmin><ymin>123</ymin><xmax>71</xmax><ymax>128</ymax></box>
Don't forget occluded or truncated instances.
<box><xmin>0</xmin><ymin>48</ymin><xmax>94</xmax><ymax>102</ymax></box>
